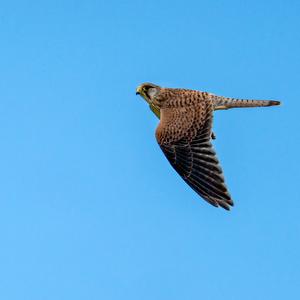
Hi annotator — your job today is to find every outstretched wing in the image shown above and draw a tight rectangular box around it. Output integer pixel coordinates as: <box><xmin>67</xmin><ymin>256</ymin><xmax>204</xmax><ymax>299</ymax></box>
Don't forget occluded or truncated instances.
<box><xmin>157</xmin><ymin>108</ymin><xmax>233</xmax><ymax>210</ymax></box>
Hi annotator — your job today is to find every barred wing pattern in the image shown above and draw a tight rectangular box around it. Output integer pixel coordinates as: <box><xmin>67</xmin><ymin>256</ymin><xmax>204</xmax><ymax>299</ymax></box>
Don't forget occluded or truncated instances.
<box><xmin>158</xmin><ymin>116</ymin><xmax>233</xmax><ymax>210</ymax></box>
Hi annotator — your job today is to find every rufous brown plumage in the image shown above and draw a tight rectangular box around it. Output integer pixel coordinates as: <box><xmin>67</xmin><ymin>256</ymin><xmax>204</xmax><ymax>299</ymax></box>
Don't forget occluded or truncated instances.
<box><xmin>136</xmin><ymin>83</ymin><xmax>280</xmax><ymax>210</ymax></box>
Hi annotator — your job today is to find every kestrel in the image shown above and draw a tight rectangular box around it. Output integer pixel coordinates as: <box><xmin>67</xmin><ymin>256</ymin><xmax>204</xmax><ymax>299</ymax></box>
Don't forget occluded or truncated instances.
<box><xmin>136</xmin><ymin>82</ymin><xmax>280</xmax><ymax>210</ymax></box>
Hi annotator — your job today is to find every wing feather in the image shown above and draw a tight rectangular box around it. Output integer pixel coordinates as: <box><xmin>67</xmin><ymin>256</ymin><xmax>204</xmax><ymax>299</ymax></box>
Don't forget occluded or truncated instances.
<box><xmin>157</xmin><ymin>108</ymin><xmax>233</xmax><ymax>210</ymax></box>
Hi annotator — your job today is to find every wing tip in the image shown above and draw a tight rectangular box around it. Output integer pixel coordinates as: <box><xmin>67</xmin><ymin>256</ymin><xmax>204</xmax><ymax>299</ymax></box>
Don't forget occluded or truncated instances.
<box><xmin>204</xmin><ymin>196</ymin><xmax>234</xmax><ymax>211</ymax></box>
<box><xmin>215</xmin><ymin>198</ymin><xmax>234</xmax><ymax>211</ymax></box>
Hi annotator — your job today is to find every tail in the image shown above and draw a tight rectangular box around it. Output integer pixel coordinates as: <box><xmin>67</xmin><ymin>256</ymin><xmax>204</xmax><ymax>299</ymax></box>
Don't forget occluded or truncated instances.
<box><xmin>213</xmin><ymin>95</ymin><xmax>281</xmax><ymax>110</ymax></box>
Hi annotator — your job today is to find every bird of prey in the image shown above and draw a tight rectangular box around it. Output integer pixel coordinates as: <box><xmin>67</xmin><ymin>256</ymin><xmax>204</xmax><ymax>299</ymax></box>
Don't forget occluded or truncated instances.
<box><xmin>136</xmin><ymin>82</ymin><xmax>280</xmax><ymax>210</ymax></box>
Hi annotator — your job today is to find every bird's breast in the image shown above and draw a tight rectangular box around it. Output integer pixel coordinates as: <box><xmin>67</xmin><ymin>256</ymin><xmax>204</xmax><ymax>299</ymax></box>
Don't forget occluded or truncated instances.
<box><xmin>155</xmin><ymin>107</ymin><xmax>197</xmax><ymax>144</ymax></box>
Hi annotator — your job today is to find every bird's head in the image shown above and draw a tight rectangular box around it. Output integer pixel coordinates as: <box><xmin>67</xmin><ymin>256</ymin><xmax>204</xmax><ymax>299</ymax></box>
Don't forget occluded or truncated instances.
<box><xmin>136</xmin><ymin>82</ymin><xmax>161</xmax><ymax>105</ymax></box>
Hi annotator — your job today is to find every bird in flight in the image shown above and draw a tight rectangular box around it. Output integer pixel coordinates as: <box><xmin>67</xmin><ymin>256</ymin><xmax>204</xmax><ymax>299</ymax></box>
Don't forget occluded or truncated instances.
<box><xmin>136</xmin><ymin>82</ymin><xmax>280</xmax><ymax>210</ymax></box>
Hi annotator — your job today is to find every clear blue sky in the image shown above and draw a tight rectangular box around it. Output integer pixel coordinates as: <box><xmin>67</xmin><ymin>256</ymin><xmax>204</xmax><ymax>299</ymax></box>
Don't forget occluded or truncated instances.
<box><xmin>0</xmin><ymin>1</ymin><xmax>299</xmax><ymax>299</ymax></box>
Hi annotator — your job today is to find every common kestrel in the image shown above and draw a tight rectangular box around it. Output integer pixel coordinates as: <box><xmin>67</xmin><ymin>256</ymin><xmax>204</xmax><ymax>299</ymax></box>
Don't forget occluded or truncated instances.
<box><xmin>136</xmin><ymin>83</ymin><xmax>280</xmax><ymax>210</ymax></box>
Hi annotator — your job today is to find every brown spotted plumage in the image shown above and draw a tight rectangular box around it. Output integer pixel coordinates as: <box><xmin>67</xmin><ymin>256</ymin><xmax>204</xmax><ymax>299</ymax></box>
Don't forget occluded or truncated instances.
<box><xmin>136</xmin><ymin>83</ymin><xmax>280</xmax><ymax>210</ymax></box>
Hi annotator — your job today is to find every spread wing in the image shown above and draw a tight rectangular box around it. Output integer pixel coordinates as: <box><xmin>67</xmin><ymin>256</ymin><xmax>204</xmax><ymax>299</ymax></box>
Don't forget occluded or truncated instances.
<box><xmin>157</xmin><ymin>108</ymin><xmax>233</xmax><ymax>210</ymax></box>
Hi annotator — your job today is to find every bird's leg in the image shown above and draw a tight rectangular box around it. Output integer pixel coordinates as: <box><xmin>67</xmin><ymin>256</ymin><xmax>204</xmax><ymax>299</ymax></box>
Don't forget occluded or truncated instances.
<box><xmin>211</xmin><ymin>132</ymin><xmax>216</xmax><ymax>140</ymax></box>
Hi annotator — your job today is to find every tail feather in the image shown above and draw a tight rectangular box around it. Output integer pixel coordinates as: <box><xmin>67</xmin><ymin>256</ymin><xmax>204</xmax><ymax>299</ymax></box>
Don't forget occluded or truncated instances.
<box><xmin>213</xmin><ymin>95</ymin><xmax>281</xmax><ymax>110</ymax></box>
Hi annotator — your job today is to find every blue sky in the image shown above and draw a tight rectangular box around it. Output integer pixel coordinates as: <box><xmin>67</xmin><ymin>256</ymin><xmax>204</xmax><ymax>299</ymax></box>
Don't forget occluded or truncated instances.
<box><xmin>0</xmin><ymin>0</ymin><xmax>299</xmax><ymax>299</ymax></box>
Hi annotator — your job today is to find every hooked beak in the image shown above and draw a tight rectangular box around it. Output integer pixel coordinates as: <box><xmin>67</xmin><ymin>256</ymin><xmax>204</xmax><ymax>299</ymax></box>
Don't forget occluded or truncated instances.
<box><xmin>135</xmin><ymin>84</ymin><xmax>151</xmax><ymax>105</ymax></box>
<box><xmin>135</xmin><ymin>85</ymin><xmax>142</xmax><ymax>95</ymax></box>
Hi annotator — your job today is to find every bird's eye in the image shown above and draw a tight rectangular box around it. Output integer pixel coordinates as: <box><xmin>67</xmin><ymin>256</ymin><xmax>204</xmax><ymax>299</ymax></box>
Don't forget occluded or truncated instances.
<box><xmin>147</xmin><ymin>87</ymin><xmax>157</xmax><ymax>98</ymax></box>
